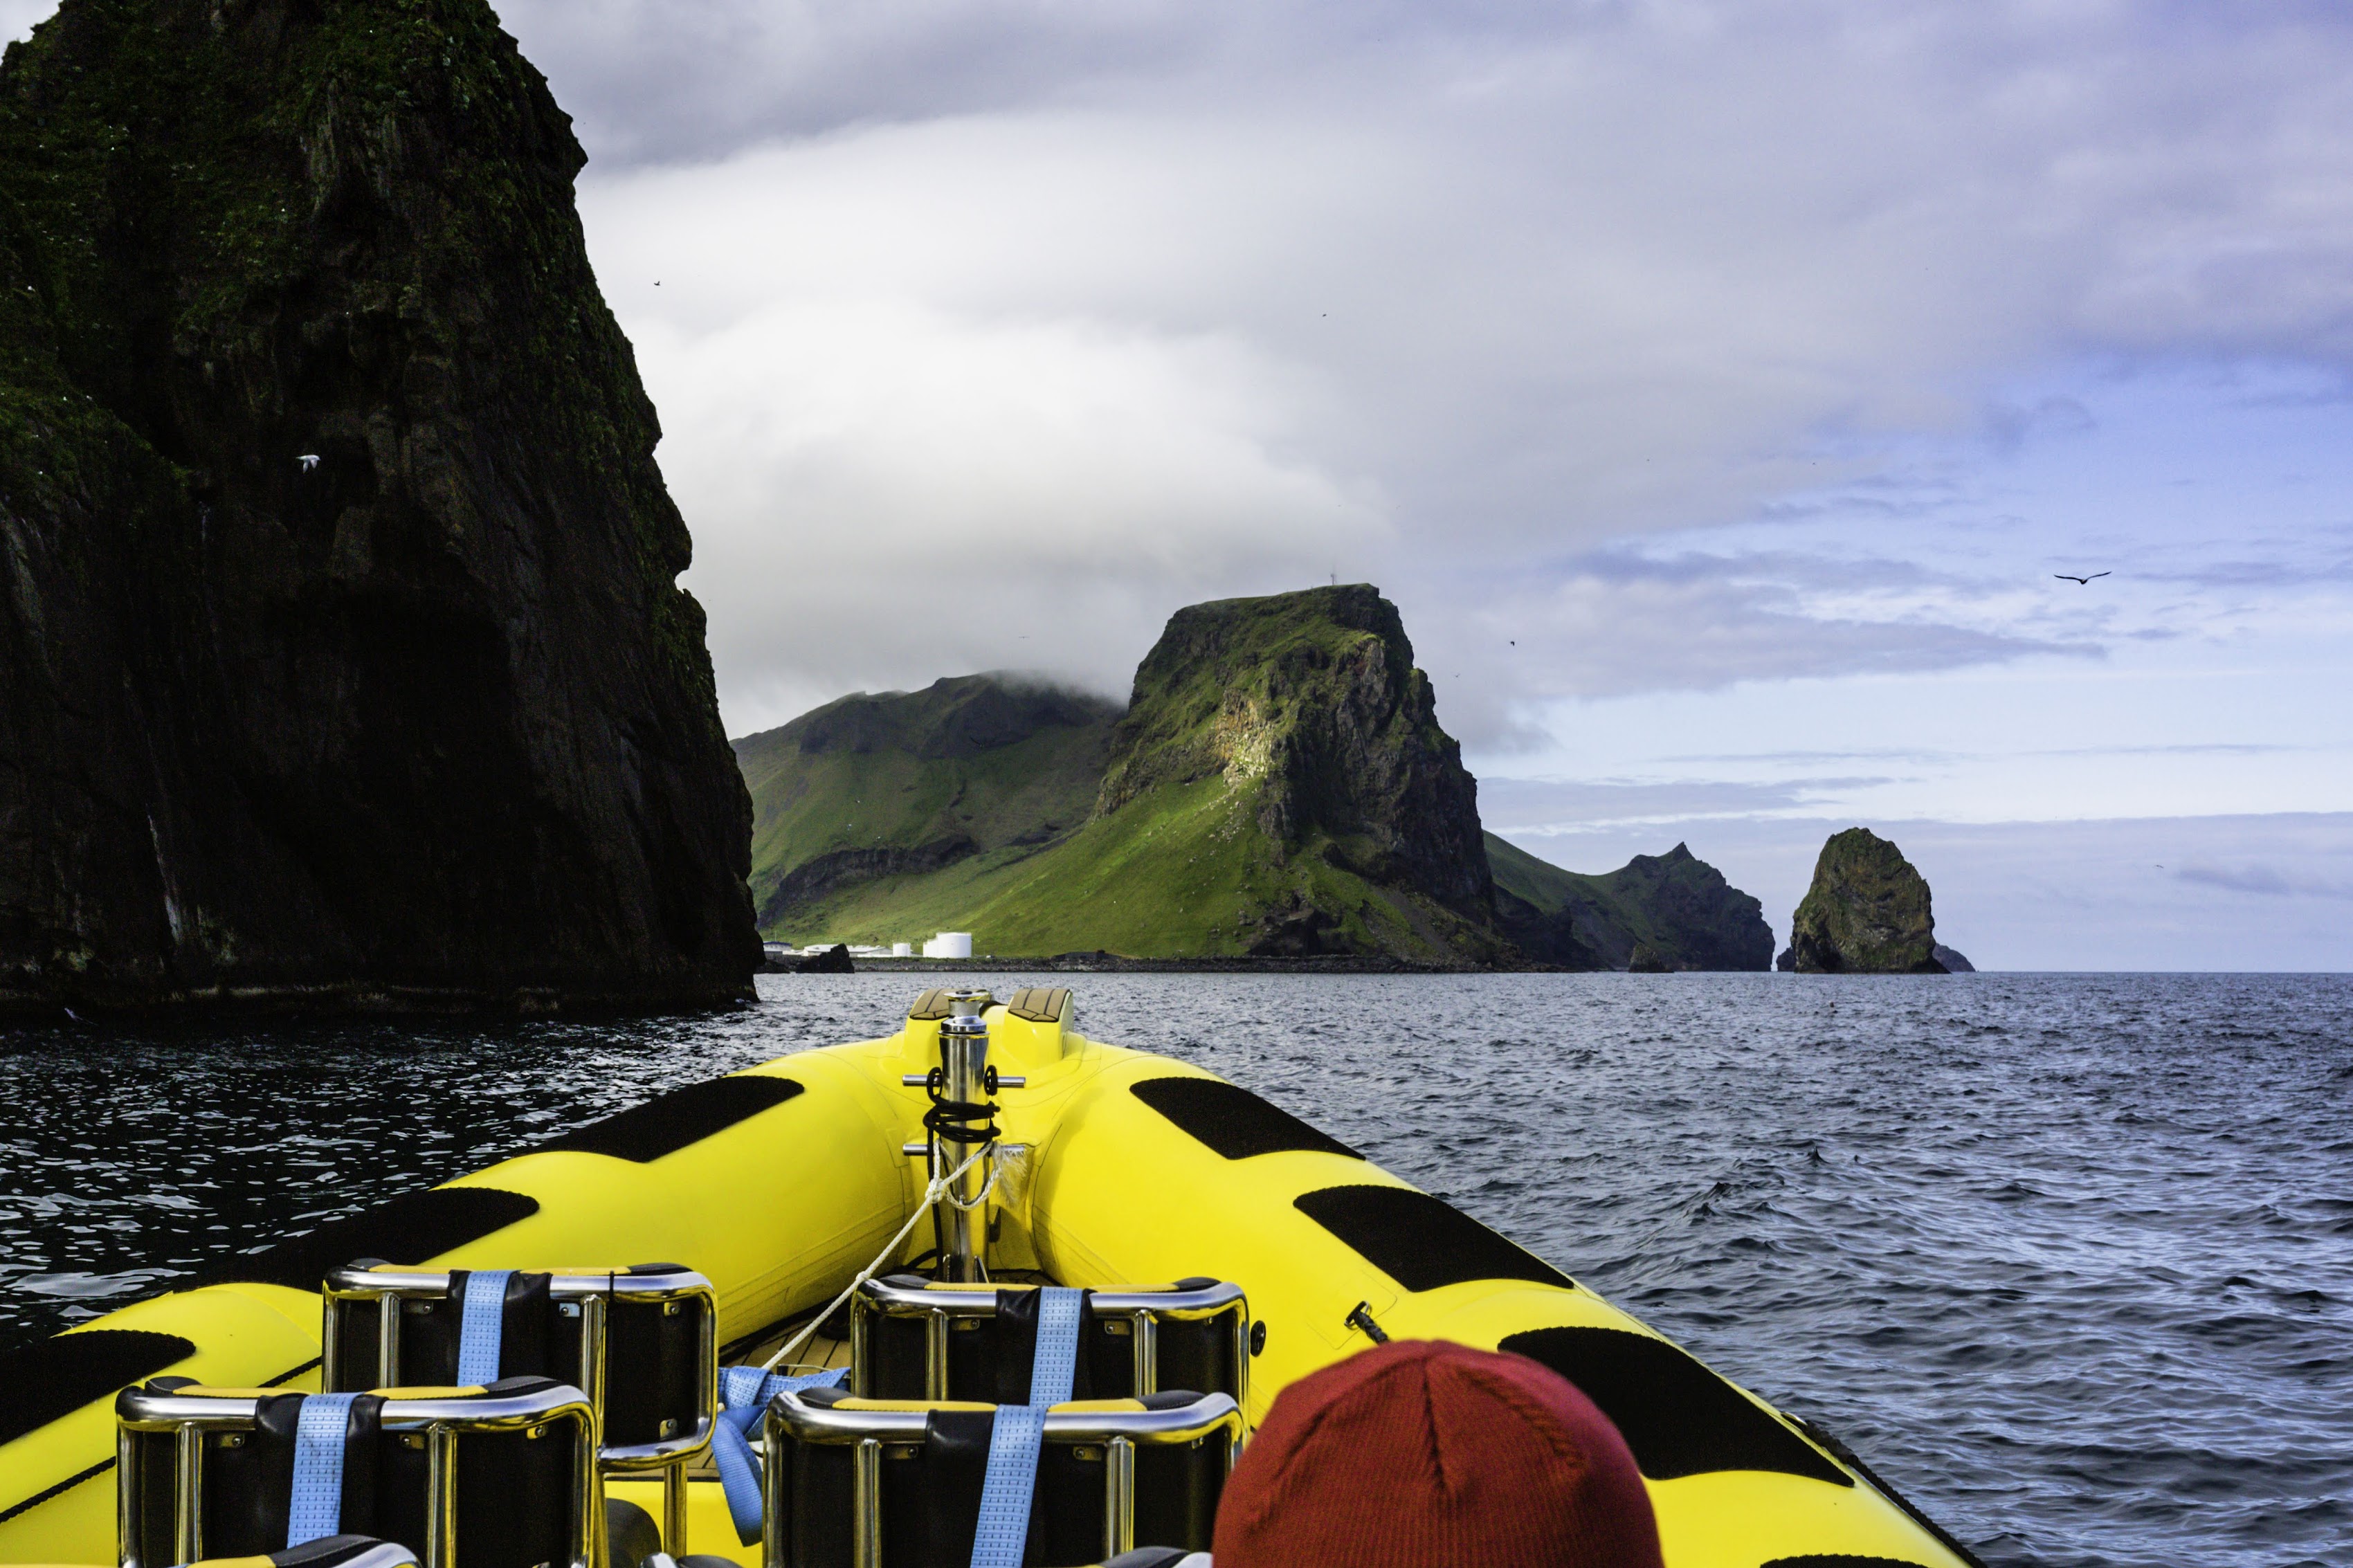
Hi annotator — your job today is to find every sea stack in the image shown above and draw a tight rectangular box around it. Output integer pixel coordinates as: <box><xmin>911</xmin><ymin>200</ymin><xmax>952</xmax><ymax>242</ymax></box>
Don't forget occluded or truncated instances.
<box><xmin>1788</xmin><ymin>828</ymin><xmax>1946</xmax><ymax>973</ymax></box>
<box><xmin>0</xmin><ymin>0</ymin><xmax>757</xmax><ymax>1014</ymax></box>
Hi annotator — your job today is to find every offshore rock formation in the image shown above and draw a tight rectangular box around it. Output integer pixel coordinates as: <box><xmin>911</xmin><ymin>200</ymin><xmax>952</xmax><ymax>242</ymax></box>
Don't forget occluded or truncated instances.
<box><xmin>1488</xmin><ymin>835</ymin><xmax>1773</xmax><ymax>971</ymax></box>
<box><xmin>0</xmin><ymin>0</ymin><xmax>756</xmax><ymax>1014</ymax></box>
<box><xmin>1932</xmin><ymin>943</ymin><xmax>1975</xmax><ymax>973</ymax></box>
<box><xmin>1788</xmin><ymin>828</ymin><xmax>1945</xmax><ymax>974</ymax></box>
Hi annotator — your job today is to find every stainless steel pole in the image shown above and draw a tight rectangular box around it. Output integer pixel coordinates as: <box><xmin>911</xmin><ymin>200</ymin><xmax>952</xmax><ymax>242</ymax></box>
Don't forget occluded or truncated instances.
<box><xmin>935</xmin><ymin>992</ymin><xmax>992</xmax><ymax>1282</ymax></box>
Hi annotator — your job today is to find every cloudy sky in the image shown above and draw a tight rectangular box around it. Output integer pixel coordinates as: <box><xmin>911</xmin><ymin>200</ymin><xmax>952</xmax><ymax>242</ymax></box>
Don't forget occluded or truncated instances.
<box><xmin>14</xmin><ymin>0</ymin><xmax>2349</xmax><ymax>967</ymax></box>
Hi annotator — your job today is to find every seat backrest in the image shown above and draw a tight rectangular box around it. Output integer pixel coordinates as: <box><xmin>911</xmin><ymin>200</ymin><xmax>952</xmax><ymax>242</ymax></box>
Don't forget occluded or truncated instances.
<box><xmin>116</xmin><ymin>1379</ymin><xmax>597</xmax><ymax>1568</ymax></box>
<box><xmin>852</xmin><ymin>1281</ymin><xmax>1246</xmax><ymax>1409</ymax></box>
<box><xmin>320</xmin><ymin>1264</ymin><xmax>716</xmax><ymax>1466</ymax></box>
<box><xmin>759</xmin><ymin>1387</ymin><xmax>1238</xmax><ymax>1568</ymax></box>
<box><xmin>192</xmin><ymin>1535</ymin><xmax>421</xmax><ymax>1568</ymax></box>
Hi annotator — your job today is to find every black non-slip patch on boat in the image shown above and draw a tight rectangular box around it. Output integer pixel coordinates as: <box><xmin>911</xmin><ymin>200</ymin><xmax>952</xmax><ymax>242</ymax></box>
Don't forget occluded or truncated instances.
<box><xmin>1498</xmin><ymin>1325</ymin><xmax>1850</xmax><ymax>1486</ymax></box>
<box><xmin>534</xmin><ymin>1075</ymin><xmax>803</xmax><ymax>1163</ymax></box>
<box><xmin>1130</xmin><ymin>1077</ymin><xmax>1362</xmax><ymax>1161</ymax></box>
<box><xmin>192</xmin><ymin>1186</ymin><xmax>541</xmax><ymax>1292</ymax></box>
<box><xmin>0</xmin><ymin>1329</ymin><xmax>196</xmax><ymax>1449</ymax></box>
<box><xmin>1296</xmin><ymin>1185</ymin><xmax>1575</xmax><ymax>1293</ymax></box>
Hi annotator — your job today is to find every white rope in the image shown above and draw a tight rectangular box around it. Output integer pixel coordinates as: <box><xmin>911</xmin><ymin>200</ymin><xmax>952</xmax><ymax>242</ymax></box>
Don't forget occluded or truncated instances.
<box><xmin>756</xmin><ymin>1142</ymin><xmax>991</xmax><ymax>1372</ymax></box>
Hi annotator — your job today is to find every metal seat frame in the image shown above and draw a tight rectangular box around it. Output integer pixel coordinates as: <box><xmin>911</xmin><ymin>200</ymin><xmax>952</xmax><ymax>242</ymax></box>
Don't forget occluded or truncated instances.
<box><xmin>848</xmin><ymin>1280</ymin><xmax>1248</xmax><ymax>1405</ymax></box>
<box><xmin>760</xmin><ymin>1389</ymin><xmax>1242</xmax><ymax>1568</ymax></box>
<box><xmin>115</xmin><ymin>1382</ymin><xmax>599</xmax><ymax>1568</ymax></box>
<box><xmin>320</xmin><ymin>1265</ymin><xmax>717</xmax><ymax>1552</ymax></box>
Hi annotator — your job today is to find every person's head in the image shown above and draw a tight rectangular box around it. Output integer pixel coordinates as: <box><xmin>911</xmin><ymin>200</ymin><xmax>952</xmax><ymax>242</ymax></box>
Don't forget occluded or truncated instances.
<box><xmin>1212</xmin><ymin>1338</ymin><xmax>1662</xmax><ymax>1568</ymax></box>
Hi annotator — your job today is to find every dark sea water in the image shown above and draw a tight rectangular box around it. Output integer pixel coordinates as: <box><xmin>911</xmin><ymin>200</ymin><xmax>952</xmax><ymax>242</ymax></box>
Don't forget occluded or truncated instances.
<box><xmin>3</xmin><ymin>972</ymin><xmax>2347</xmax><ymax>1567</ymax></box>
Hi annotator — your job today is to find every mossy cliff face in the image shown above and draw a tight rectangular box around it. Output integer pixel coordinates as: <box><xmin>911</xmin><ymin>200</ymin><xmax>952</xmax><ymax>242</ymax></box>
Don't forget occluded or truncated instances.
<box><xmin>1788</xmin><ymin>828</ymin><xmax>1945</xmax><ymax>974</ymax></box>
<box><xmin>1100</xmin><ymin>587</ymin><xmax>1493</xmax><ymax>913</ymax></box>
<box><xmin>1096</xmin><ymin>585</ymin><xmax>1502</xmax><ymax>958</ymax></box>
<box><xmin>0</xmin><ymin>0</ymin><xmax>756</xmax><ymax>1012</ymax></box>
<box><xmin>737</xmin><ymin>589</ymin><xmax>1506</xmax><ymax>965</ymax></box>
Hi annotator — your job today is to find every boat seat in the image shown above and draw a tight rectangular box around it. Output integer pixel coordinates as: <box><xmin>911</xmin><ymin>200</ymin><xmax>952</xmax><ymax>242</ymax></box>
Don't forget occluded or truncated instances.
<box><xmin>320</xmin><ymin>1263</ymin><xmax>716</xmax><ymax>1551</ymax></box>
<box><xmin>851</xmin><ymin>1279</ymin><xmax>1247</xmax><ymax>1407</ymax></box>
<box><xmin>190</xmin><ymin>1536</ymin><xmax>421</xmax><ymax>1568</ymax></box>
<box><xmin>761</xmin><ymin>1386</ymin><xmax>1239</xmax><ymax>1568</ymax></box>
<box><xmin>114</xmin><ymin>1377</ymin><xmax>597</xmax><ymax>1568</ymax></box>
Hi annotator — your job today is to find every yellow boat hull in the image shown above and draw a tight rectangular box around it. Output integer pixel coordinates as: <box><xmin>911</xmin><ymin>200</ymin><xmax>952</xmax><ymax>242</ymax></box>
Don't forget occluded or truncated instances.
<box><xmin>0</xmin><ymin>999</ymin><xmax>1976</xmax><ymax>1568</ymax></box>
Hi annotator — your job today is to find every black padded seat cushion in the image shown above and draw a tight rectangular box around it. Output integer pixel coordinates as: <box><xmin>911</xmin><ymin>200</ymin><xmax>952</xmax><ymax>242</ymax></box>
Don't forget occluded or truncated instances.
<box><xmin>269</xmin><ymin>1535</ymin><xmax>414</xmax><ymax>1568</ymax></box>
<box><xmin>534</xmin><ymin>1075</ymin><xmax>803</xmax><ymax>1162</ymax></box>
<box><xmin>0</xmin><ymin>1328</ymin><xmax>196</xmax><ymax>1447</ymax></box>
<box><xmin>1131</xmin><ymin>1077</ymin><xmax>1361</xmax><ymax>1161</ymax></box>
<box><xmin>1498</xmin><ymin>1326</ymin><xmax>1848</xmax><ymax>1486</ymax></box>
<box><xmin>605</xmin><ymin>1497</ymin><xmax>660</xmax><ymax>1568</ymax></box>
<box><xmin>1762</xmin><ymin>1559</ymin><xmax>1935</xmax><ymax>1567</ymax></box>
<box><xmin>990</xmin><ymin>1286</ymin><xmax>1098</xmax><ymax>1405</ymax></box>
<box><xmin>1293</xmin><ymin>1185</ymin><xmax>1572</xmax><ymax>1292</ymax></box>
<box><xmin>235</xmin><ymin>1392</ymin><xmax>388</xmax><ymax>1553</ymax></box>
<box><xmin>191</xmin><ymin>1186</ymin><xmax>540</xmax><ymax>1291</ymax></box>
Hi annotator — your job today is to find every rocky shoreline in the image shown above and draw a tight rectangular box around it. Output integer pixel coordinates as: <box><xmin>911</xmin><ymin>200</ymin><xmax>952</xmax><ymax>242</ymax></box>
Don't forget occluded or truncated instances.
<box><xmin>776</xmin><ymin>954</ymin><xmax>1694</xmax><ymax>975</ymax></box>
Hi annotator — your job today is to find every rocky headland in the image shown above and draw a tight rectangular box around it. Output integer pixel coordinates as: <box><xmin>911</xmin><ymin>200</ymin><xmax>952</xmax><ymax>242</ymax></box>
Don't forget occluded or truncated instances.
<box><xmin>1784</xmin><ymin>828</ymin><xmax>1946</xmax><ymax>973</ymax></box>
<box><xmin>0</xmin><ymin>0</ymin><xmax>757</xmax><ymax>1014</ymax></box>
<box><xmin>741</xmin><ymin>585</ymin><xmax>1770</xmax><ymax>969</ymax></box>
<box><xmin>1490</xmin><ymin>837</ymin><xmax>1774</xmax><ymax>971</ymax></box>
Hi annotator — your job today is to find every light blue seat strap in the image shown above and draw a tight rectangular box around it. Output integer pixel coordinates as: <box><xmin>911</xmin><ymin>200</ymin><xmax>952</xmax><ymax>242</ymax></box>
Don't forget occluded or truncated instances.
<box><xmin>287</xmin><ymin>1392</ymin><xmax>362</xmax><ymax>1547</ymax></box>
<box><xmin>456</xmin><ymin>1269</ymin><xmax>514</xmax><ymax>1387</ymax></box>
<box><xmin>1028</xmin><ymin>1287</ymin><xmax>1082</xmax><ymax>1406</ymax></box>
<box><xmin>711</xmin><ymin>1365</ymin><xmax>848</xmax><ymax>1545</ymax></box>
<box><xmin>971</xmin><ymin>1406</ymin><xmax>1048</xmax><ymax>1568</ymax></box>
<box><xmin>972</xmin><ymin>1286</ymin><xmax>1085</xmax><ymax>1568</ymax></box>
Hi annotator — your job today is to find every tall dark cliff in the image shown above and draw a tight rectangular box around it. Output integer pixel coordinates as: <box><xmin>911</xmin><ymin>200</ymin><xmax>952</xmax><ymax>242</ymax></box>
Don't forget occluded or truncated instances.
<box><xmin>0</xmin><ymin>0</ymin><xmax>758</xmax><ymax>1013</ymax></box>
<box><xmin>1098</xmin><ymin>584</ymin><xmax>1498</xmax><ymax>929</ymax></box>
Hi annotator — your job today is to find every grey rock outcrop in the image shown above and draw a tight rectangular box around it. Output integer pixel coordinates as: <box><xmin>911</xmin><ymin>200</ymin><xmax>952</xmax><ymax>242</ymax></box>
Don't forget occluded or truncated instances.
<box><xmin>1789</xmin><ymin>828</ymin><xmax>1945</xmax><ymax>974</ymax></box>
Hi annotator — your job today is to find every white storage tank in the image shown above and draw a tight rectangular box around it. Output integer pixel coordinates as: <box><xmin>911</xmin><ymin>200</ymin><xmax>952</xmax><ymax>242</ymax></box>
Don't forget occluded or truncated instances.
<box><xmin>892</xmin><ymin>942</ymin><xmax>913</xmax><ymax>957</ymax></box>
<box><xmin>923</xmin><ymin>931</ymin><xmax>974</xmax><ymax>959</ymax></box>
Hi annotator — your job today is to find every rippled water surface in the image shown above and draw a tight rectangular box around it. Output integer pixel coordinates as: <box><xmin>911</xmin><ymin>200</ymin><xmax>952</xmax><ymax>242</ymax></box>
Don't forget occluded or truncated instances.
<box><xmin>3</xmin><ymin>973</ymin><xmax>2348</xmax><ymax>1567</ymax></box>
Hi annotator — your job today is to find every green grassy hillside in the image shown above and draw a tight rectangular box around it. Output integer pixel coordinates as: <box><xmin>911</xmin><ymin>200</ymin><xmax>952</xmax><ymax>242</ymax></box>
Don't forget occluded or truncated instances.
<box><xmin>1487</xmin><ymin>832</ymin><xmax>1773</xmax><ymax>970</ymax></box>
<box><xmin>733</xmin><ymin>676</ymin><xmax>1118</xmax><ymax>930</ymax></box>
<box><xmin>742</xmin><ymin>587</ymin><xmax>1509</xmax><ymax>965</ymax></box>
<box><xmin>769</xmin><ymin>772</ymin><xmax>1486</xmax><ymax>960</ymax></box>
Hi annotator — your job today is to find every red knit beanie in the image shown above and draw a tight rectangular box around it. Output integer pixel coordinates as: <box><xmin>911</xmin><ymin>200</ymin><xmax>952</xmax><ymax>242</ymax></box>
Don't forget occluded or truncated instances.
<box><xmin>1212</xmin><ymin>1339</ymin><xmax>1663</xmax><ymax>1568</ymax></box>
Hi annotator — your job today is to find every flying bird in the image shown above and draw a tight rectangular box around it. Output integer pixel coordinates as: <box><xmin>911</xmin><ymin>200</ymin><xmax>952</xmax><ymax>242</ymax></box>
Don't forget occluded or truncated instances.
<box><xmin>2053</xmin><ymin>572</ymin><xmax>2110</xmax><ymax>585</ymax></box>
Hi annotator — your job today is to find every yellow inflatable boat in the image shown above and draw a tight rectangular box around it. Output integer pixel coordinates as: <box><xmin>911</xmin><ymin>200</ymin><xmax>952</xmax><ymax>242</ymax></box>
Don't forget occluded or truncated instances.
<box><xmin>0</xmin><ymin>987</ymin><xmax>1983</xmax><ymax>1568</ymax></box>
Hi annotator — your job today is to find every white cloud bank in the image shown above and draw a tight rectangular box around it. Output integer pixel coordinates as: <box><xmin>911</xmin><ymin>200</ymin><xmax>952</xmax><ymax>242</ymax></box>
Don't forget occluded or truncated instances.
<box><xmin>543</xmin><ymin>0</ymin><xmax>2353</xmax><ymax>736</ymax></box>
